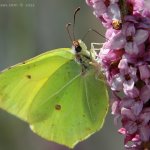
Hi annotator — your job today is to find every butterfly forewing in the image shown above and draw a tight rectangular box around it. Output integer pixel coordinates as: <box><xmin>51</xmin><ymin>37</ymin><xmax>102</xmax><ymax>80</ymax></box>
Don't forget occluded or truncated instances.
<box><xmin>0</xmin><ymin>48</ymin><xmax>72</xmax><ymax>121</ymax></box>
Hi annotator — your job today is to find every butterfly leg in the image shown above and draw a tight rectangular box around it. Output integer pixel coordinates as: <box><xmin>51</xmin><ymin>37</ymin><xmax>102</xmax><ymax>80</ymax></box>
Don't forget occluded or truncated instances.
<box><xmin>91</xmin><ymin>43</ymin><xmax>103</xmax><ymax>53</ymax></box>
<box><xmin>89</xmin><ymin>42</ymin><xmax>103</xmax><ymax>61</ymax></box>
<box><xmin>89</xmin><ymin>43</ymin><xmax>104</xmax><ymax>78</ymax></box>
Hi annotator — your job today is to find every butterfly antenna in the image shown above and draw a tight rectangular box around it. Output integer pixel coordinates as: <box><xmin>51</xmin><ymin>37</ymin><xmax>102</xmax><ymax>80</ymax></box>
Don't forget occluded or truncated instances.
<box><xmin>66</xmin><ymin>23</ymin><xmax>73</xmax><ymax>42</ymax></box>
<box><xmin>82</xmin><ymin>28</ymin><xmax>109</xmax><ymax>41</ymax></box>
<box><xmin>73</xmin><ymin>7</ymin><xmax>80</xmax><ymax>40</ymax></box>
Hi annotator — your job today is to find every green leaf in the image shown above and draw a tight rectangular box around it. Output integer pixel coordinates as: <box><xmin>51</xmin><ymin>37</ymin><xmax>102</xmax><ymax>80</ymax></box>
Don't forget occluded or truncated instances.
<box><xmin>0</xmin><ymin>48</ymin><xmax>109</xmax><ymax>148</ymax></box>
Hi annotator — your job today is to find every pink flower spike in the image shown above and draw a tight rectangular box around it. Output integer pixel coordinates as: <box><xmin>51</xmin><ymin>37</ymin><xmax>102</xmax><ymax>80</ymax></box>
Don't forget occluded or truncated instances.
<box><xmin>86</xmin><ymin>0</ymin><xmax>150</xmax><ymax>149</ymax></box>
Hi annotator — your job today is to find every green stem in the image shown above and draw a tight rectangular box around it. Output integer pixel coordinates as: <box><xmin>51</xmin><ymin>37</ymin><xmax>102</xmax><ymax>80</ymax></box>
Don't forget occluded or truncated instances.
<box><xmin>118</xmin><ymin>0</ymin><xmax>128</xmax><ymax>22</ymax></box>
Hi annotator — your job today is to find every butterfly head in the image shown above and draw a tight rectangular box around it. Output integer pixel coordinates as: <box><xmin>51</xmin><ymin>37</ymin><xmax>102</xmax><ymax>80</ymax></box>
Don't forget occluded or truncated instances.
<box><xmin>72</xmin><ymin>40</ymin><xmax>82</xmax><ymax>53</ymax></box>
<box><xmin>72</xmin><ymin>39</ymin><xmax>87</xmax><ymax>54</ymax></box>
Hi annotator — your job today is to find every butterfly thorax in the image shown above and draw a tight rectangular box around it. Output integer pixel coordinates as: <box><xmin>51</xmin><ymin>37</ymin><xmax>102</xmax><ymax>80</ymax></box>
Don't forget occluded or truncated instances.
<box><xmin>72</xmin><ymin>40</ymin><xmax>94</xmax><ymax>74</ymax></box>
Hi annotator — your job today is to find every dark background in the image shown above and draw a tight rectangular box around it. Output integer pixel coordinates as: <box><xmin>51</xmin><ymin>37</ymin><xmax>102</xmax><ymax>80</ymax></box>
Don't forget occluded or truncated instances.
<box><xmin>0</xmin><ymin>0</ymin><xmax>123</xmax><ymax>149</ymax></box>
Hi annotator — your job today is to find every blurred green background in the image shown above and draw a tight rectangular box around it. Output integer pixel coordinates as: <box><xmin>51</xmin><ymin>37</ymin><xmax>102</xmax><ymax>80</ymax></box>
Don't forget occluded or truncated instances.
<box><xmin>0</xmin><ymin>0</ymin><xmax>124</xmax><ymax>150</ymax></box>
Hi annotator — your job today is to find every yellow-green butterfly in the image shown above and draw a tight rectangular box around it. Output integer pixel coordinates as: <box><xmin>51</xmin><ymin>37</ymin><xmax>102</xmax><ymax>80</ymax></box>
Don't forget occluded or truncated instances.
<box><xmin>0</xmin><ymin>8</ymin><xmax>108</xmax><ymax>148</ymax></box>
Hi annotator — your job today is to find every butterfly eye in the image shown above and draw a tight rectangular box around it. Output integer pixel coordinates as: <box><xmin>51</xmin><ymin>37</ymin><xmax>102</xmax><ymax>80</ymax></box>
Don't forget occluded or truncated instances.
<box><xmin>75</xmin><ymin>45</ymin><xmax>82</xmax><ymax>53</ymax></box>
<box><xmin>72</xmin><ymin>40</ymin><xmax>82</xmax><ymax>53</ymax></box>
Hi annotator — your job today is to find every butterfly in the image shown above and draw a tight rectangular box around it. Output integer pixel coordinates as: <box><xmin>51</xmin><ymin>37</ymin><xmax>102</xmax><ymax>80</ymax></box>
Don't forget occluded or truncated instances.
<box><xmin>0</xmin><ymin>7</ymin><xmax>108</xmax><ymax>148</ymax></box>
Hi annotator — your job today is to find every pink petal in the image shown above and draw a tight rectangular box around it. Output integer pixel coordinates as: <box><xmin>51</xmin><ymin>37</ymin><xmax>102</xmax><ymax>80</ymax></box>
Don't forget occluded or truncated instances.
<box><xmin>132</xmin><ymin>134</ymin><xmax>140</xmax><ymax>142</ymax></box>
<box><xmin>144</xmin><ymin>0</ymin><xmax>150</xmax><ymax>9</ymax></box>
<box><xmin>124</xmin><ymin>121</ymin><xmax>137</xmax><ymax>134</ymax></box>
<box><xmin>123</xmin><ymin>79</ymin><xmax>135</xmax><ymax>91</ymax></box>
<box><xmin>118</xmin><ymin>128</ymin><xmax>126</xmax><ymax>135</ymax></box>
<box><xmin>129</xmin><ymin>67</ymin><xmax>137</xmax><ymax>80</ymax></box>
<box><xmin>86</xmin><ymin>0</ymin><xmax>93</xmax><ymax>6</ymax></box>
<box><xmin>126</xmin><ymin>23</ymin><xmax>135</xmax><ymax>37</ymax></box>
<box><xmin>139</xmin><ymin>125</ymin><xmax>150</xmax><ymax>141</ymax></box>
<box><xmin>111</xmin><ymin>100</ymin><xmax>120</xmax><ymax>115</ymax></box>
<box><xmin>111</xmin><ymin>0</ymin><xmax>119</xmax><ymax>4</ymax></box>
<box><xmin>111</xmin><ymin>74</ymin><xmax>124</xmax><ymax>91</ymax></box>
<box><xmin>93</xmin><ymin>1</ymin><xmax>106</xmax><ymax>16</ymax></box>
<box><xmin>134</xmin><ymin>29</ymin><xmax>149</xmax><ymax>45</ymax></box>
<box><xmin>121</xmin><ymin>108</ymin><xmax>136</xmax><ymax>121</ymax></box>
<box><xmin>139</xmin><ymin>112</ymin><xmax>150</xmax><ymax>125</ymax></box>
<box><xmin>131</xmin><ymin>101</ymin><xmax>143</xmax><ymax>116</ymax></box>
<box><xmin>125</xmin><ymin>42</ymin><xmax>139</xmax><ymax>55</ymax></box>
<box><xmin>114</xmin><ymin>115</ymin><xmax>120</xmax><ymax>125</ymax></box>
<box><xmin>139</xmin><ymin>65</ymin><xmax>150</xmax><ymax>80</ymax></box>
<box><xmin>110</xmin><ymin>32</ymin><xmax>126</xmax><ymax>49</ymax></box>
<box><xmin>140</xmin><ymin>85</ymin><xmax>150</xmax><ymax>103</ymax></box>
<box><xmin>118</xmin><ymin>58</ymin><xmax>128</xmax><ymax>74</ymax></box>
<box><xmin>124</xmin><ymin>87</ymin><xmax>139</xmax><ymax>98</ymax></box>
<box><xmin>107</xmin><ymin>3</ymin><xmax>121</xmax><ymax>20</ymax></box>
<box><xmin>120</xmin><ymin>98</ymin><xmax>135</xmax><ymax>108</ymax></box>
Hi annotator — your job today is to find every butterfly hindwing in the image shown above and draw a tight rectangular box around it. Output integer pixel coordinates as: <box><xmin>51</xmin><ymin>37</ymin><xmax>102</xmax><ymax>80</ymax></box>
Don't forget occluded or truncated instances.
<box><xmin>28</xmin><ymin>60</ymin><xmax>108</xmax><ymax>148</ymax></box>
